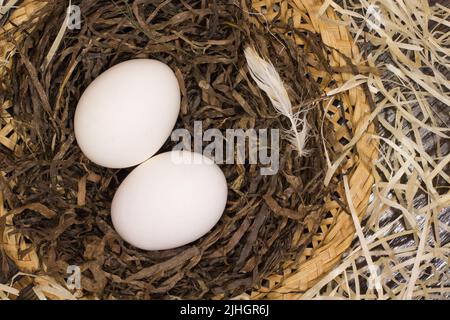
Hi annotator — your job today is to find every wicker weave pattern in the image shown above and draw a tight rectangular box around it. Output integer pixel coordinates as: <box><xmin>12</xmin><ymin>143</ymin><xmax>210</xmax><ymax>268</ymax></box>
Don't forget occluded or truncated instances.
<box><xmin>249</xmin><ymin>0</ymin><xmax>378</xmax><ymax>298</ymax></box>
<box><xmin>0</xmin><ymin>0</ymin><xmax>378</xmax><ymax>299</ymax></box>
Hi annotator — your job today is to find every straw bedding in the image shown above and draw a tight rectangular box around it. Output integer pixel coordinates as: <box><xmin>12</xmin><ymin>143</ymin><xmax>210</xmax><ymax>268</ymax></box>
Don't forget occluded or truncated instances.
<box><xmin>301</xmin><ymin>0</ymin><xmax>450</xmax><ymax>299</ymax></box>
<box><xmin>0</xmin><ymin>0</ymin><xmax>341</xmax><ymax>299</ymax></box>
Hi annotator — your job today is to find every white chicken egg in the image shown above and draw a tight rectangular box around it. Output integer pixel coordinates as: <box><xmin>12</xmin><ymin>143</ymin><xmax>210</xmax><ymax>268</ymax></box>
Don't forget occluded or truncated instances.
<box><xmin>111</xmin><ymin>150</ymin><xmax>228</xmax><ymax>251</ymax></box>
<box><xmin>74</xmin><ymin>59</ymin><xmax>180</xmax><ymax>168</ymax></box>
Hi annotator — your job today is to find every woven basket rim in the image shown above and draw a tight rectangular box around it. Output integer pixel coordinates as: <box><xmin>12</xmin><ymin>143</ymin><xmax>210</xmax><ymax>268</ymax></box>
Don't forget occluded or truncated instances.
<box><xmin>0</xmin><ymin>0</ymin><xmax>378</xmax><ymax>299</ymax></box>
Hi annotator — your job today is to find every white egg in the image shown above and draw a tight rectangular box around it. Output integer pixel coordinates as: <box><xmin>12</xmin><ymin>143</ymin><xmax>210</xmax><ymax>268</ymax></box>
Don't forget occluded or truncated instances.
<box><xmin>74</xmin><ymin>59</ymin><xmax>180</xmax><ymax>168</ymax></box>
<box><xmin>111</xmin><ymin>150</ymin><xmax>228</xmax><ymax>251</ymax></box>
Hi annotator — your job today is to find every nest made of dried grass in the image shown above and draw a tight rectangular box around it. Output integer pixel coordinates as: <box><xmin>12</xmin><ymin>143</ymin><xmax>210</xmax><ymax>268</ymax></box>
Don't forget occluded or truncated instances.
<box><xmin>0</xmin><ymin>0</ymin><xmax>381</xmax><ymax>300</ymax></box>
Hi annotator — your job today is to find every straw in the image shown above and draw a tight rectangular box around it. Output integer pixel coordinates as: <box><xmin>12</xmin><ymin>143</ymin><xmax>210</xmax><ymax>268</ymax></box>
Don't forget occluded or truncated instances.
<box><xmin>302</xmin><ymin>0</ymin><xmax>450</xmax><ymax>300</ymax></box>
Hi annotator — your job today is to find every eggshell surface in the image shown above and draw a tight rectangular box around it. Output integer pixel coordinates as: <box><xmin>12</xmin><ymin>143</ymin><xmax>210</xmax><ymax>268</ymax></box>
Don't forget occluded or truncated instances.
<box><xmin>74</xmin><ymin>59</ymin><xmax>180</xmax><ymax>168</ymax></box>
<box><xmin>111</xmin><ymin>151</ymin><xmax>228</xmax><ymax>251</ymax></box>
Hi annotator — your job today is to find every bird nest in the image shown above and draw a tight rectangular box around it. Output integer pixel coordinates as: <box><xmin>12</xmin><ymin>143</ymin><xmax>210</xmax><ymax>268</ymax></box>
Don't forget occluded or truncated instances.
<box><xmin>0</xmin><ymin>0</ymin><xmax>374</xmax><ymax>299</ymax></box>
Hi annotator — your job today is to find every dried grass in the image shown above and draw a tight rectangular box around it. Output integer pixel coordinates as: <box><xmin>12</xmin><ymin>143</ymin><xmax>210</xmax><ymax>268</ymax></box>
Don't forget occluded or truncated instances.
<box><xmin>303</xmin><ymin>0</ymin><xmax>450</xmax><ymax>300</ymax></box>
<box><xmin>0</xmin><ymin>272</ymin><xmax>81</xmax><ymax>300</ymax></box>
